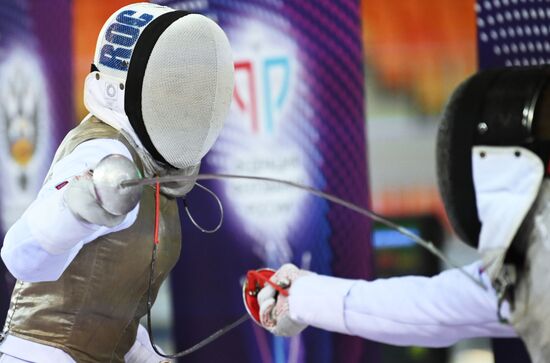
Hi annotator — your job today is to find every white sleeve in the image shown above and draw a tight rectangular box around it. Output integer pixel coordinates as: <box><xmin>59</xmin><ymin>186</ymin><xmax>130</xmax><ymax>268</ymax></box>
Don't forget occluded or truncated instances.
<box><xmin>1</xmin><ymin>138</ymin><xmax>139</xmax><ymax>283</ymax></box>
<box><xmin>288</xmin><ymin>261</ymin><xmax>517</xmax><ymax>347</ymax></box>
<box><xmin>124</xmin><ymin>324</ymin><xmax>170</xmax><ymax>363</ymax></box>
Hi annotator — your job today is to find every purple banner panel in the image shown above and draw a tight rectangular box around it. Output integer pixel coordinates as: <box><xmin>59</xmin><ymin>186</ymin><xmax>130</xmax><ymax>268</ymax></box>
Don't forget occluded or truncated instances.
<box><xmin>0</xmin><ymin>0</ymin><xmax>73</xmax><ymax>321</ymax></box>
<box><xmin>154</xmin><ymin>0</ymin><xmax>375</xmax><ymax>362</ymax></box>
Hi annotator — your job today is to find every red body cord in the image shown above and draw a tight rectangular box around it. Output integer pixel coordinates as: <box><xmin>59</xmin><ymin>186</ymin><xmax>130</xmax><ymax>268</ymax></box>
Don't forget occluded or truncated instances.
<box><xmin>154</xmin><ymin>181</ymin><xmax>160</xmax><ymax>245</ymax></box>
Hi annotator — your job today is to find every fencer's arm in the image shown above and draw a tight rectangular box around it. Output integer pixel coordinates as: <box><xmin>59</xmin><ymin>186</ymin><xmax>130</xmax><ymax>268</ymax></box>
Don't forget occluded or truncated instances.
<box><xmin>288</xmin><ymin>261</ymin><xmax>517</xmax><ymax>347</ymax></box>
<box><xmin>1</xmin><ymin>139</ymin><xmax>138</xmax><ymax>283</ymax></box>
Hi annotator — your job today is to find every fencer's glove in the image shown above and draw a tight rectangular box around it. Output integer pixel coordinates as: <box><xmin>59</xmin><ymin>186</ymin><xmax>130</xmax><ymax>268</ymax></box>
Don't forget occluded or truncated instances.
<box><xmin>258</xmin><ymin>264</ymin><xmax>312</xmax><ymax>336</ymax></box>
<box><xmin>64</xmin><ymin>170</ymin><xmax>126</xmax><ymax>228</ymax></box>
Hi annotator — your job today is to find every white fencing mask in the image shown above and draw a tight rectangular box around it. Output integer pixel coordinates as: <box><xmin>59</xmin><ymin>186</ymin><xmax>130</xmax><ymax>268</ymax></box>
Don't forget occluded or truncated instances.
<box><xmin>84</xmin><ymin>3</ymin><xmax>234</xmax><ymax>170</ymax></box>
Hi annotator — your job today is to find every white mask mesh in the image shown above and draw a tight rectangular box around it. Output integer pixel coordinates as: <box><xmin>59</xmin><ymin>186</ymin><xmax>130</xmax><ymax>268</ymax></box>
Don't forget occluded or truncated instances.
<box><xmin>141</xmin><ymin>14</ymin><xmax>234</xmax><ymax>168</ymax></box>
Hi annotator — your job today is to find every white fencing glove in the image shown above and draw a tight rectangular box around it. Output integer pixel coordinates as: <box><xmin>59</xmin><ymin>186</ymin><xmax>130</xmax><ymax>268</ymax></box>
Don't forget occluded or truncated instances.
<box><xmin>258</xmin><ymin>264</ymin><xmax>312</xmax><ymax>336</ymax></box>
<box><xmin>64</xmin><ymin>170</ymin><xmax>126</xmax><ymax>228</ymax></box>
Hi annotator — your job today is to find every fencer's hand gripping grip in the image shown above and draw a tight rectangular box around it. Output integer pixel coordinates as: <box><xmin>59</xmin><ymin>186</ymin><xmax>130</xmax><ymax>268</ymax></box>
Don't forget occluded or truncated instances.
<box><xmin>243</xmin><ymin>269</ymin><xmax>289</xmax><ymax>325</ymax></box>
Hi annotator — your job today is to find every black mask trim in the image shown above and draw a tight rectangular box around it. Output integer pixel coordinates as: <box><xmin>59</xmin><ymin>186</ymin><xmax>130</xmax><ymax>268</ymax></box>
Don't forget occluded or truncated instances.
<box><xmin>437</xmin><ymin>68</ymin><xmax>503</xmax><ymax>246</ymax></box>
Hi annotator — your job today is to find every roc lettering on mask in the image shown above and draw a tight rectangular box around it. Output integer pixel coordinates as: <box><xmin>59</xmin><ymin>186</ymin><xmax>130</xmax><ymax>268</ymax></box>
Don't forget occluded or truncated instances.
<box><xmin>99</xmin><ymin>10</ymin><xmax>154</xmax><ymax>71</ymax></box>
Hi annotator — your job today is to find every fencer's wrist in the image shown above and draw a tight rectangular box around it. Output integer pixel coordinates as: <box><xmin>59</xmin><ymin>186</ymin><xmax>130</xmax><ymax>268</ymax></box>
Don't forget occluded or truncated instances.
<box><xmin>288</xmin><ymin>274</ymin><xmax>355</xmax><ymax>335</ymax></box>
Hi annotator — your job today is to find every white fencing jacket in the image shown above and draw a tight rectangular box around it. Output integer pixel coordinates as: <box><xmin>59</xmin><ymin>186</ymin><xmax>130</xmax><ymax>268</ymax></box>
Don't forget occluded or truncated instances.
<box><xmin>0</xmin><ymin>139</ymin><xmax>164</xmax><ymax>363</ymax></box>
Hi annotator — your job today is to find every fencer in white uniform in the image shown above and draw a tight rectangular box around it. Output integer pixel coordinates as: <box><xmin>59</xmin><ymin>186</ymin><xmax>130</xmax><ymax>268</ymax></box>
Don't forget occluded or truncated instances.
<box><xmin>0</xmin><ymin>3</ymin><xmax>234</xmax><ymax>362</ymax></box>
<box><xmin>0</xmin><ymin>138</ymin><xmax>159</xmax><ymax>363</ymax></box>
<box><xmin>257</xmin><ymin>263</ymin><xmax>516</xmax><ymax>345</ymax></box>
<box><xmin>256</xmin><ymin>67</ymin><xmax>550</xmax><ymax>363</ymax></box>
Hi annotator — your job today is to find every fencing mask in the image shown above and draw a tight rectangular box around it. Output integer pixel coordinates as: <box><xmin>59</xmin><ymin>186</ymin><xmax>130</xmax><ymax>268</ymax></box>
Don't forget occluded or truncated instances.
<box><xmin>437</xmin><ymin>66</ymin><xmax>550</xmax><ymax>248</ymax></box>
<box><xmin>84</xmin><ymin>3</ymin><xmax>234</xmax><ymax>171</ymax></box>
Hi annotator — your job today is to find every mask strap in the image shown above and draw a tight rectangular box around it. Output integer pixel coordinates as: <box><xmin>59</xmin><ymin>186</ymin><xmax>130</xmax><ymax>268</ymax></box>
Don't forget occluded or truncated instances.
<box><xmin>183</xmin><ymin>182</ymin><xmax>224</xmax><ymax>234</ymax></box>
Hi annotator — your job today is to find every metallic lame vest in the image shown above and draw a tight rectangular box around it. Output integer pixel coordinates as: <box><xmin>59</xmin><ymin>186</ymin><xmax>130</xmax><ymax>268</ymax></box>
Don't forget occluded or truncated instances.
<box><xmin>2</xmin><ymin>117</ymin><xmax>181</xmax><ymax>362</ymax></box>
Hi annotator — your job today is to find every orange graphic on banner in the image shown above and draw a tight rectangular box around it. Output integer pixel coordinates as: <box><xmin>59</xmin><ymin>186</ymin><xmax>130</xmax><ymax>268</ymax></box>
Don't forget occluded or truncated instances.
<box><xmin>73</xmin><ymin>0</ymin><xmax>141</xmax><ymax>121</ymax></box>
<box><xmin>361</xmin><ymin>0</ymin><xmax>477</xmax><ymax>114</ymax></box>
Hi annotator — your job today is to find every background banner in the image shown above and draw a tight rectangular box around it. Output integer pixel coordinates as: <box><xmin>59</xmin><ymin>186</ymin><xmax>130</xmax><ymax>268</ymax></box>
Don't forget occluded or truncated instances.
<box><xmin>476</xmin><ymin>0</ymin><xmax>550</xmax><ymax>69</ymax></box>
<box><xmin>0</xmin><ymin>0</ymin><xmax>73</xmax><ymax>319</ymax></box>
<box><xmin>152</xmin><ymin>0</ymin><xmax>375</xmax><ymax>362</ymax></box>
<box><xmin>0</xmin><ymin>1</ymin><xmax>374</xmax><ymax>362</ymax></box>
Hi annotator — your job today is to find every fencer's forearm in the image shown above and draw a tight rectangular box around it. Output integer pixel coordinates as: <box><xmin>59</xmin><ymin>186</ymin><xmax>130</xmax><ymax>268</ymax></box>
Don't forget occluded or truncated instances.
<box><xmin>1</xmin><ymin>215</ymin><xmax>82</xmax><ymax>282</ymax></box>
<box><xmin>18</xmin><ymin>138</ymin><xmax>135</xmax><ymax>255</ymax></box>
<box><xmin>2</xmin><ymin>193</ymin><xmax>137</xmax><ymax>282</ymax></box>
<box><xmin>288</xmin><ymin>262</ymin><xmax>517</xmax><ymax>347</ymax></box>
<box><xmin>1</xmin><ymin>139</ymin><xmax>137</xmax><ymax>282</ymax></box>
<box><xmin>23</xmin><ymin>185</ymin><xmax>102</xmax><ymax>255</ymax></box>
